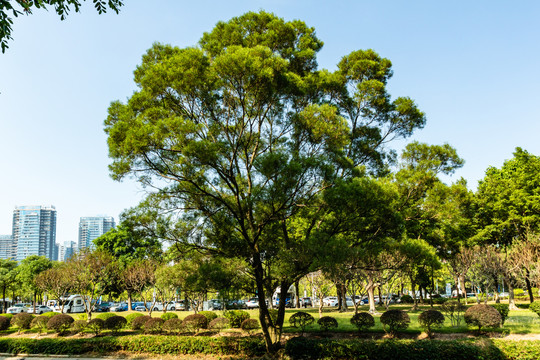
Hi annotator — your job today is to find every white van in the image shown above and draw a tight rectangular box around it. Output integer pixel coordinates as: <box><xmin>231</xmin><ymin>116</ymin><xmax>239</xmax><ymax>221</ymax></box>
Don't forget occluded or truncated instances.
<box><xmin>56</xmin><ymin>295</ymin><xmax>87</xmax><ymax>313</ymax></box>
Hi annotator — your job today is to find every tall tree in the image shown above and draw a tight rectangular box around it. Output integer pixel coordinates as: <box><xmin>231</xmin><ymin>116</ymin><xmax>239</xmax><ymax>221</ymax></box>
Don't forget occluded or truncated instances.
<box><xmin>104</xmin><ymin>11</ymin><xmax>425</xmax><ymax>352</ymax></box>
<box><xmin>16</xmin><ymin>255</ymin><xmax>52</xmax><ymax>312</ymax></box>
<box><xmin>0</xmin><ymin>259</ymin><xmax>17</xmax><ymax>313</ymax></box>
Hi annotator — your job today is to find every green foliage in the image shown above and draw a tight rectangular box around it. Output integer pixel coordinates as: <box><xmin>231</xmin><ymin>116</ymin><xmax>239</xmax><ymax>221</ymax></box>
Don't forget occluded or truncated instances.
<box><xmin>529</xmin><ymin>302</ymin><xmax>540</xmax><ymax>317</ymax></box>
<box><xmin>289</xmin><ymin>311</ymin><xmax>315</xmax><ymax>333</ymax></box>
<box><xmin>71</xmin><ymin>320</ymin><xmax>88</xmax><ymax>334</ymax></box>
<box><xmin>104</xmin><ymin>315</ymin><xmax>127</xmax><ymax>333</ymax></box>
<box><xmin>350</xmin><ymin>312</ymin><xmax>375</xmax><ymax>332</ymax></box>
<box><xmin>0</xmin><ymin>315</ymin><xmax>10</xmax><ymax>330</ymax></box>
<box><xmin>143</xmin><ymin>317</ymin><xmax>164</xmax><ymax>334</ymax></box>
<box><xmin>317</xmin><ymin>316</ymin><xmax>338</xmax><ymax>332</ymax></box>
<box><xmin>43</xmin><ymin>312</ymin><xmax>61</xmax><ymax>319</ymax></box>
<box><xmin>125</xmin><ymin>312</ymin><xmax>144</xmax><ymax>326</ymax></box>
<box><xmin>209</xmin><ymin>317</ymin><xmax>230</xmax><ymax>330</ymax></box>
<box><xmin>46</xmin><ymin>314</ymin><xmax>74</xmax><ymax>335</ymax></box>
<box><xmin>418</xmin><ymin>310</ymin><xmax>445</xmax><ymax>337</ymax></box>
<box><xmin>31</xmin><ymin>316</ymin><xmax>50</xmax><ymax>334</ymax></box>
<box><xmin>241</xmin><ymin>318</ymin><xmax>260</xmax><ymax>334</ymax></box>
<box><xmin>160</xmin><ymin>312</ymin><xmax>178</xmax><ymax>321</ymax></box>
<box><xmin>0</xmin><ymin>313</ymin><xmax>13</xmax><ymax>320</ymax></box>
<box><xmin>183</xmin><ymin>314</ymin><xmax>208</xmax><ymax>333</ymax></box>
<box><xmin>131</xmin><ymin>315</ymin><xmax>151</xmax><ymax>330</ymax></box>
<box><xmin>198</xmin><ymin>311</ymin><xmax>217</xmax><ymax>323</ymax></box>
<box><xmin>96</xmin><ymin>313</ymin><xmax>117</xmax><ymax>321</ymax></box>
<box><xmin>400</xmin><ymin>295</ymin><xmax>413</xmax><ymax>304</ymax></box>
<box><xmin>441</xmin><ymin>300</ymin><xmax>466</xmax><ymax>327</ymax></box>
<box><xmin>380</xmin><ymin>309</ymin><xmax>410</xmax><ymax>335</ymax></box>
<box><xmin>223</xmin><ymin>310</ymin><xmax>250</xmax><ymax>328</ymax></box>
<box><xmin>464</xmin><ymin>304</ymin><xmax>502</xmax><ymax>332</ymax></box>
<box><xmin>162</xmin><ymin>318</ymin><xmax>183</xmax><ymax>334</ymax></box>
<box><xmin>12</xmin><ymin>313</ymin><xmax>34</xmax><ymax>331</ymax></box>
<box><xmin>491</xmin><ymin>303</ymin><xmax>510</xmax><ymax>324</ymax></box>
<box><xmin>87</xmin><ymin>318</ymin><xmax>105</xmax><ymax>336</ymax></box>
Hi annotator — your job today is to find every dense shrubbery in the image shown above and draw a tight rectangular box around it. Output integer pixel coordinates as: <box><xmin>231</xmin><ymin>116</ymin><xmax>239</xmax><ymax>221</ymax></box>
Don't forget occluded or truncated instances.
<box><xmin>161</xmin><ymin>312</ymin><xmax>178</xmax><ymax>321</ymax></box>
<box><xmin>163</xmin><ymin>318</ymin><xmax>183</xmax><ymax>334</ymax></box>
<box><xmin>529</xmin><ymin>302</ymin><xmax>540</xmax><ymax>317</ymax></box>
<box><xmin>198</xmin><ymin>311</ymin><xmax>218</xmax><ymax>323</ymax></box>
<box><xmin>441</xmin><ymin>300</ymin><xmax>466</xmax><ymax>327</ymax></box>
<box><xmin>241</xmin><ymin>318</ymin><xmax>260</xmax><ymax>334</ymax></box>
<box><xmin>289</xmin><ymin>312</ymin><xmax>315</xmax><ymax>334</ymax></box>
<box><xmin>30</xmin><ymin>316</ymin><xmax>50</xmax><ymax>334</ymax></box>
<box><xmin>87</xmin><ymin>318</ymin><xmax>105</xmax><ymax>336</ymax></box>
<box><xmin>224</xmin><ymin>310</ymin><xmax>250</xmax><ymax>328</ymax></box>
<box><xmin>350</xmin><ymin>312</ymin><xmax>375</xmax><ymax>331</ymax></box>
<box><xmin>105</xmin><ymin>315</ymin><xmax>127</xmax><ymax>333</ymax></box>
<box><xmin>491</xmin><ymin>303</ymin><xmax>509</xmax><ymax>324</ymax></box>
<box><xmin>42</xmin><ymin>312</ymin><xmax>60</xmax><ymax>319</ymax></box>
<box><xmin>131</xmin><ymin>315</ymin><xmax>151</xmax><ymax>330</ymax></box>
<box><xmin>143</xmin><ymin>317</ymin><xmax>164</xmax><ymax>334</ymax></box>
<box><xmin>96</xmin><ymin>313</ymin><xmax>117</xmax><ymax>321</ymax></box>
<box><xmin>47</xmin><ymin>314</ymin><xmax>74</xmax><ymax>335</ymax></box>
<box><xmin>418</xmin><ymin>310</ymin><xmax>445</xmax><ymax>338</ymax></box>
<box><xmin>400</xmin><ymin>295</ymin><xmax>413</xmax><ymax>304</ymax></box>
<box><xmin>0</xmin><ymin>313</ymin><xmax>13</xmax><ymax>321</ymax></box>
<box><xmin>71</xmin><ymin>320</ymin><xmax>88</xmax><ymax>334</ymax></box>
<box><xmin>183</xmin><ymin>314</ymin><xmax>208</xmax><ymax>333</ymax></box>
<box><xmin>464</xmin><ymin>304</ymin><xmax>501</xmax><ymax>332</ymax></box>
<box><xmin>317</xmin><ymin>316</ymin><xmax>338</xmax><ymax>331</ymax></box>
<box><xmin>125</xmin><ymin>313</ymin><xmax>144</xmax><ymax>326</ymax></box>
<box><xmin>380</xmin><ymin>309</ymin><xmax>410</xmax><ymax>335</ymax></box>
<box><xmin>12</xmin><ymin>313</ymin><xmax>34</xmax><ymax>332</ymax></box>
<box><xmin>0</xmin><ymin>316</ymin><xmax>10</xmax><ymax>331</ymax></box>
<box><xmin>209</xmin><ymin>317</ymin><xmax>230</xmax><ymax>330</ymax></box>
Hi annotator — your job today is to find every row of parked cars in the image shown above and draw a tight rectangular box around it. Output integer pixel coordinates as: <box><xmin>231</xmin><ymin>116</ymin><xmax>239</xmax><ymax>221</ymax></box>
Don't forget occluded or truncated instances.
<box><xmin>7</xmin><ymin>303</ymin><xmax>54</xmax><ymax>314</ymax></box>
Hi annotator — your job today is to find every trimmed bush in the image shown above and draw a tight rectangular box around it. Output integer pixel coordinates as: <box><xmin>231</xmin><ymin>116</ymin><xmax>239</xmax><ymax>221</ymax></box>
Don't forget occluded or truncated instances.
<box><xmin>224</xmin><ymin>310</ymin><xmax>250</xmax><ymax>328</ymax></box>
<box><xmin>441</xmin><ymin>300</ymin><xmax>466</xmax><ymax>327</ymax></box>
<box><xmin>289</xmin><ymin>311</ymin><xmax>315</xmax><ymax>334</ymax></box>
<box><xmin>400</xmin><ymin>295</ymin><xmax>413</xmax><ymax>304</ymax></box>
<box><xmin>418</xmin><ymin>310</ymin><xmax>445</xmax><ymax>338</ymax></box>
<box><xmin>125</xmin><ymin>312</ymin><xmax>144</xmax><ymax>326</ymax></box>
<box><xmin>183</xmin><ymin>314</ymin><xmax>208</xmax><ymax>333</ymax></box>
<box><xmin>0</xmin><ymin>313</ymin><xmax>13</xmax><ymax>321</ymax></box>
<box><xmin>0</xmin><ymin>316</ymin><xmax>10</xmax><ymax>331</ymax></box>
<box><xmin>163</xmin><ymin>318</ymin><xmax>183</xmax><ymax>334</ymax></box>
<box><xmin>380</xmin><ymin>309</ymin><xmax>410</xmax><ymax>335</ymax></box>
<box><xmin>143</xmin><ymin>317</ymin><xmax>164</xmax><ymax>334</ymax></box>
<box><xmin>31</xmin><ymin>316</ymin><xmax>50</xmax><ymax>334</ymax></box>
<box><xmin>492</xmin><ymin>303</ymin><xmax>510</xmax><ymax>325</ymax></box>
<box><xmin>317</xmin><ymin>316</ymin><xmax>338</xmax><ymax>332</ymax></box>
<box><xmin>77</xmin><ymin>313</ymin><xmax>88</xmax><ymax>321</ymax></box>
<box><xmin>40</xmin><ymin>312</ymin><xmax>59</xmax><ymax>319</ymax></box>
<box><xmin>87</xmin><ymin>318</ymin><xmax>105</xmax><ymax>335</ymax></box>
<box><xmin>198</xmin><ymin>311</ymin><xmax>218</xmax><ymax>323</ymax></box>
<box><xmin>96</xmin><ymin>313</ymin><xmax>117</xmax><ymax>321</ymax></box>
<box><xmin>464</xmin><ymin>304</ymin><xmax>501</xmax><ymax>332</ymax></box>
<box><xmin>209</xmin><ymin>317</ymin><xmax>230</xmax><ymax>331</ymax></box>
<box><xmin>12</xmin><ymin>313</ymin><xmax>34</xmax><ymax>332</ymax></box>
<box><xmin>350</xmin><ymin>312</ymin><xmax>375</xmax><ymax>332</ymax></box>
<box><xmin>132</xmin><ymin>315</ymin><xmax>152</xmax><ymax>330</ymax></box>
<box><xmin>105</xmin><ymin>315</ymin><xmax>127</xmax><ymax>334</ymax></box>
<box><xmin>161</xmin><ymin>312</ymin><xmax>178</xmax><ymax>321</ymax></box>
<box><xmin>241</xmin><ymin>318</ymin><xmax>260</xmax><ymax>334</ymax></box>
<box><xmin>529</xmin><ymin>301</ymin><xmax>540</xmax><ymax>317</ymax></box>
<box><xmin>71</xmin><ymin>320</ymin><xmax>88</xmax><ymax>334</ymax></box>
<box><xmin>47</xmin><ymin>314</ymin><xmax>74</xmax><ymax>335</ymax></box>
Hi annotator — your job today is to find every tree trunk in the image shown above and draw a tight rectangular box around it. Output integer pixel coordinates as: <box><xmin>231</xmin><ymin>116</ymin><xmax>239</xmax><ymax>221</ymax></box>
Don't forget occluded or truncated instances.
<box><xmin>367</xmin><ymin>278</ymin><xmax>377</xmax><ymax>314</ymax></box>
<box><xmin>410</xmin><ymin>276</ymin><xmax>418</xmax><ymax>311</ymax></box>
<box><xmin>506</xmin><ymin>276</ymin><xmax>518</xmax><ymax>310</ymax></box>
<box><xmin>336</xmin><ymin>283</ymin><xmax>343</xmax><ymax>312</ymax></box>
<box><xmin>2</xmin><ymin>286</ymin><xmax>5</xmax><ymax>314</ymax></box>
<box><xmin>127</xmin><ymin>292</ymin><xmax>132</xmax><ymax>312</ymax></box>
<box><xmin>526</xmin><ymin>269</ymin><xmax>534</xmax><ymax>303</ymax></box>
<box><xmin>340</xmin><ymin>283</ymin><xmax>348</xmax><ymax>312</ymax></box>
<box><xmin>295</xmin><ymin>280</ymin><xmax>300</xmax><ymax>309</ymax></box>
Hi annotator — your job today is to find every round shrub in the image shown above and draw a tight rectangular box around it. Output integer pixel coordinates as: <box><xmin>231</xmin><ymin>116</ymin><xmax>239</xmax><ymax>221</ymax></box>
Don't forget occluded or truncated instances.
<box><xmin>529</xmin><ymin>301</ymin><xmax>540</xmax><ymax>317</ymax></box>
<box><xmin>350</xmin><ymin>312</ymin><xmax>375</xmax><ymax>331</ymax></box>
<box><xmin>224</xmin><ymin>310</ymin><xmax>250</xmax><ymax>328</ymax></box>
<box><xmin>163</xmin><ymin>318</ymin><xmax>183</xmax><ymax>334</ymax></box>
<box><xmin>241</xmin><ymin>318</ymin><xmax>260</xmax><ymax>334</ymax></box>
<box><xmin>47</xmin><ymin>314</ymin><xmax>74</xmax><ymax>334</ymax></box>
<box><xmin>198</xmin><ymin>311</ymin><xmax>218</xmax><ymax>323</ymax></box>
<box><xmin>161</xmin><ymin>312</ymin><xmax>178</xmax><ymax>321</ymax></box>
<box><xmin>0</xmin><ymin>313</ymin><xmax>13</xmax><ymax>321</ymax></box>
<box><xmin>42</xmin><ymin>312</ymin><xmax>61</xmax><ymax>319</ymax></box>
<box><xmin>209</xmin><ymin>317</ymin><xmax>230</xmax><ymax>330</ymax></box>
<box><xmin>126</xmin><ymin>312</ymin><xmax>144</xmax><ymax>326</ymax></box>
<box><xmin>71</xmin><ymin>320</ymin><xmax>88</xmax><ymax>334</ymax></box>
<box><xmin>31</xmin><ymin>316</ymin><xmax>50</xmax><ymax>334</ymax></box>
<box><xmin>492</xmin><ymin>303</ymin><xmax>510</xmax><ymax>325</ymax></box>
<box><xmin>418</xmin><ymin>310</ymin><xmax>445</xmax><ymax>337</ymax></box>
<box><xmin>96</xmin><ymin>312</ymin><xmax>117</xmax><ymax>321</ymax></box>
<box><xmin>12</xmin><ymin>313</ymin><xmax>34</xmax><ymax>331</ymax></box>
<box><xmin>143</xmin><ymin>317</ymin><xmax>164</xmax><ymax>334</ymax></box>
<box><xmin>400</xmin><ymin>295</ymin><xmax>413</xmax><ymax>304</ymax></box>
<box><xmin>464</xmin><ymin>304</ymin><xmax>501</xmax><ymax>332</ymax></box>
<box><xmin>105</xmin><ymin>315</ymin><xmax>127</xmax><ymax>333</ymax></box>
<box><xmin>0</xmin><ymin>315</ymin><xmax>10</xmax><ymax>331</ymax></box>
<box><xmin>317</xmin><ymin>316</ymin><xmax>338</xmax><ymax>331</ymax></box>
<box><xmin>380</xmin><ymin>309</ymin><xmax>410</xmax><ymax>334</ymax></box>
<box><xmin>132</xmin><ymin>315</ymin><xmax>152</xmax><ymax>330</ymax></box>
<box><xmin>289</xmin><ymin>311</ymin><xmax>315</xmax><ymax>333</ymax></box>
<box><xmin>183</xmin><ymin>314</ymin><xmax>208</xmax><ymax>332</ymax></box>
<box><xmin>87</xmin><ymin>318</ymin><xmax>105</xmax><ymax>335</ymax></box>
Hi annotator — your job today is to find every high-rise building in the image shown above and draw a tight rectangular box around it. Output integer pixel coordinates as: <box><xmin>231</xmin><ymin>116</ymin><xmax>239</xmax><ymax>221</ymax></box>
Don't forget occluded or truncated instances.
<box><xmin>12</xmin><ymin>206</ymin><xmax>57</xmax><ymax>261</ymax></box>
<box><xmin>78</xmin><ymin>216</ymin><xmax>115</xmax><ymax>250</ymax></box>
<box><xmin>59</xmin><ymin>241</ymin><xmax>77</xmax><ymax>261</ymax></box>
<box><xmin>0</xmin><ymin>235</ymin><xmax>14</xmax><ymax>260</ymax></box>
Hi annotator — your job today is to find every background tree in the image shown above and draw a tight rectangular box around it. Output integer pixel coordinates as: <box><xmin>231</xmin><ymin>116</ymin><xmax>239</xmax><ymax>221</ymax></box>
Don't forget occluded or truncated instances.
<box><xmin>35</xmin><ymin>263</ymin><xmax>75</xmax><ymax>312</ymax></box>
<box><xmin>0</xmin><ymin>0</ymin><xmax>123</xmax><ymax>52</ymax></box>
<box><xmin>16</xmin><ymin>255</ymin><xmax>52</xmax><ymax>312</ymax></box>
<box><xmin>121</xmin><ymin>259</ymin><xmax>156</xmax><ymax>312</ymax></box>
<box><xmin>104</xmin><ymin>11</ymin><xmax>425</xmax><ymax>352</ymax></box>
<box><xmin>0</xmin><ymin>259</ymin><xmax>17</xmax><ymax>313</ymax></box>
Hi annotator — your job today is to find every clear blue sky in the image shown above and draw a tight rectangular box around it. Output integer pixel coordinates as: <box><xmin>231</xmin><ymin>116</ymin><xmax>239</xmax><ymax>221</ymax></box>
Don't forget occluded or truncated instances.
<box><xmin>1</xmin><ymin>1</ymin><xmax>539</xmax><ymax>245</ymax></box>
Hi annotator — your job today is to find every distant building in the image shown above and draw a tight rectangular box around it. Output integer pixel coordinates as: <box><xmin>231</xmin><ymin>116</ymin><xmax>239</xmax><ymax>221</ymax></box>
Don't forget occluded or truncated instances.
<box><xmin>59</xmin><ymin>241</ymin><xmax>77</xmax><ymax>261</ymax></box>
<box><xmin>12</xmin><ymin>206</ymin><xmax>57</xmax><ymax>261</ymax></box>
<box><xmin>78</xmin><ymin>216</ymin><xmax>115</xmax><ymax>250</ymax></box>
<box><xmin>0</xmin><ymin>235</ymin><xmax>14</xmax><ymax>260</ymax></box>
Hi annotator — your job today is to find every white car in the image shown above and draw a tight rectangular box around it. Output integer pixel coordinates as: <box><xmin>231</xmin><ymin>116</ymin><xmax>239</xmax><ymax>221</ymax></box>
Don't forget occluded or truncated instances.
<box><xmin>246</xmin><ymin>297</ymin><xmax>259</xmax><ymax>309</ymax></box>
<box><xmin>323</xmin><ymin>297</ymin><xmax>338</xmax><ymax>307</ymax></box>
<box><xmin>27</xmin><ymin>305</ymin><xmax>53</xmax><ymax>314</ymax></box>
<box><xmin>149</xmin><ymin>302</ymin><xmax>176</xmax><ymax>311</ymax></box>
<box><xmin>7</xmin><ymin>303</ymin><xmax>31</xmax><ymax>314</ymax></box>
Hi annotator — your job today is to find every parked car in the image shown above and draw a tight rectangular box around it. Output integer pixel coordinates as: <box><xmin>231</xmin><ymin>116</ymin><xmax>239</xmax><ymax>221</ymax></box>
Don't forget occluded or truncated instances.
<box><xmin>246</xmin><ymin>297</ymin><xmax>259</xmax><ymax>309</ymax></box>
<box><xmin>6</xmin><ymin>303</ymin><xmax>31</xmax><ymax>314</ymax></box>
<box><xmin>226</xmin><ymin>299</ymin><xmax>247</xmax><ymax>309</ymax></box>
<box><xmin>94</xmin><ymin>302</ymin><xmax>111</xmax><ymax>312</ymax></box>
<box><xmin>149</xmin><ymin>302</ymin><xmax>176</xmax><ymax>311</ymax></box>
<box><xmin>110</xmin><ymin>303</ymin><xmax>128</xmax><ymax>312</ymax></box>
<box><xmin>323</xmin><ymin>297</ymin><xmax>338</xmax><ymax>307</ymax></box>
<box><xmin>208</xmin><ymin>299</ymin><xmax>222</xmax><ymax>310</ymax></box>
<box><xmin>26</xmin><ymin>305</ymin><xmax>53</xmax><ymax>314</ymax></box>
<box><xmin>300</xmin><ymin>297</ymin><xmax>312</xmax><ymax>307</ymax></box>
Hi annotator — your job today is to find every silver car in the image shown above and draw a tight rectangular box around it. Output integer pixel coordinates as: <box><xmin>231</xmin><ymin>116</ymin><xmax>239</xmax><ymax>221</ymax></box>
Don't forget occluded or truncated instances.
<box><xmin>26</xmin><ymin>305</ymin><xmax>53</xmax><ymax>314</ymax></box>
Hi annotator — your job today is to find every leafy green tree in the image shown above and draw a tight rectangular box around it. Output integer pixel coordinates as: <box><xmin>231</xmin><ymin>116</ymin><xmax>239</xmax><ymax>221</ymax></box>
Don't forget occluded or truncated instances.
<box><xmin>0</xmin><ymin>0</ymin><xmax>123</xmax><ymax>52</ymax></box>
<box><xmin>35</xmin><ymin>262</ymin><xmax>76</xmax><ymax>312</ymax></box>
<box><xmin>16</xmin><ymin>255</ymin><xmax>52</xmax><ymax>312</ymax></box>
<box><xmin>0</xmin><ymin>259</ymin><xmax>17</xmax><ymax>313</ymax></box>
<box><xmin>104</xmin><ymin>11</ymin><xmax>425</xmax><ymax>352</ymax></box>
